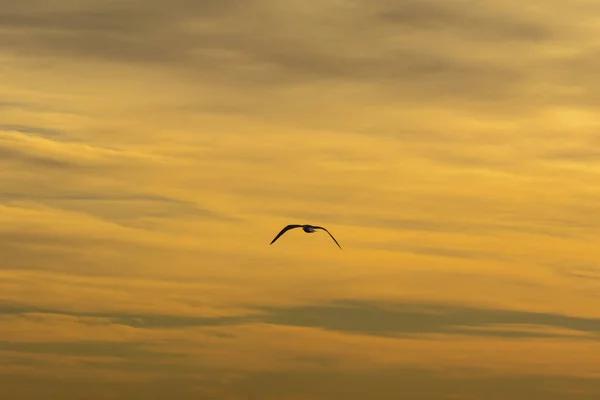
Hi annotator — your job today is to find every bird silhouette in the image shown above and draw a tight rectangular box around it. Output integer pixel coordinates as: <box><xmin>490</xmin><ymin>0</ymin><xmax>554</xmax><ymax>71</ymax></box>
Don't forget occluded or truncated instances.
<box><xmin>269</xmin><ymin>224</ymin><xmax>342</xmax><ymax>249</ymax></box>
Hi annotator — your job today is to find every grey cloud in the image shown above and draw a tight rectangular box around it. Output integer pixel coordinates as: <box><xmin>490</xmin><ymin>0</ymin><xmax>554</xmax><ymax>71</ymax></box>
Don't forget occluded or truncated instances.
<box><xmin>0</xmin><ymin>8</ymin><xmax>137</xmax><ymax>33</ymax></box>
<box><xmin>228</xmin><ymin>369</ymin><xmax>600</xmax><ymax>400</ymax></box>
<box><xmin>0</xmin><ymin>101</ymin><xmax>30</xmax><ymax>109</ymax></box>
<box><xmin>418</xmin><ymin>149</ymin><xmax>518</xmax><ymax>169</ymax></box>
<box><xmin>0</xmin><ymin>147</ymin><xmax>78</xmax><ymax>169</ymax></box>
<box><xmin>1</xmin><ymin>303</ymin><xmax>599</xmax><ymax>399</ymax></box>
<box><xmin>368</xmin><ymin>243</ymin><xmax>510</xmax><ymax>261</ymax></box>
<box><xmin>0</xmin><ymin>366</ymin><xmax>598</xmax><ymax>400</ymax></box>
<box><xmin>0</xmin><ymin>340</ymin><xmax>166</xmax><ymax>360</ymax></box>
<box><xmin>0</xmin><ymin>0</ymin><xmax>574</xmax><ymax>108</ymax></box>
<box><xmin>365</xmin><ymin>217</ymin><xmax>486</xmax><ymax>234</ymax></box>
<box><xmin>278</xmin><ymin>208</ymin><xmax>581</xmax><ymax>240</ymax></box>
<box><xmin>372</xmin><ymin>0</ymin><xmax>553</xmax><ymax>41</ymax></box>
<box><xmin>0</xmin><ymin>0</ymin><xmax>245</xmax><ymax>64</ymax></box>
<box><xmin>277</xmin><ymin>210</ymin><xmax>482</xmax><ymax>235</ymax></box>
<box><xmin>0</xmin><ymin>191</ymin><xmax>229</xmax><ymax>222</ymax></box>
<box><xmin>0</xmin><ymin>124</ymin><xmax>62</xmax><ymax>137</ymax></box>
<box><xmin>1</xmin><ymin>191</ymin><xmax>193</xmax><ymax>203</ymax></box>
<box><xmin>542</xmin><ymin>149</ymin><xmax>600</xmax><ymax>163</ymax></box>
<box><xmin>0</xmin><ymin>304</ymin><xmax>253</xmax><ymax>329</ymax></box>
<box><xmin>546</xmin><ymin>48</ymin><xmax>600</xmax><ymax>106</ymax></box>
<box><xmin>0</xmin><ymin>137</ymin><xmax>112</xmax><ymax>171</ymax></box>
<box><xmin>0</xmin><ymin>222</ymin><xmax>216</xmax><ymax>275</ymax></box>
<box><xmin>545</xmin><ymin>262</ymin><xmax>600</xmax><ymax>282</ymax></box>
<box><xmin>2</xmin><ymin>299</ymin><xmax>599</xmax><ymax>339</ymax></box>
<box><xmin>0</xmin><ymin>4</ymin><xmax>182</xmax><ymax>64</ymax></box>
<box><xmin>374</xmin><ymin>218</ymin><xmax>580</xmax><ymax>239</ymax></box>
<box><xmin>0</xmin><ymin>188</ymin><xmax>234</xmax><ymax>231</ymax></box>
<box><xmin>0</xmin><ymin>230</ymin><xmax>162</xmax><ymax>269</ymax></box>
<box><xmin>0</xmin><ymin>237</ymin><xmax>158</xmax><ymax>278</ymax></box>
<box><xmin>257</xmin><ymin>300</ymin><xmax>600</xmax><ymax>339</ymax></box>
<box><xmin>0</xmin><ymin>374</ymin><xmax>219</xmax><ymax>400</ymax></box>
<box><xmin>563</xmin><ymin>268</ymin><xmax>600</xmax><ymax>281</ymax></box>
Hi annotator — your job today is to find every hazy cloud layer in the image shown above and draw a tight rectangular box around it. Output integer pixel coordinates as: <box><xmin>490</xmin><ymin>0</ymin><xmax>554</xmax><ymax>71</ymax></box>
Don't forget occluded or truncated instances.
<box><xmin>0</xmin><ymin>0</ymin><xmax>598</xmax><ymax>111</ymax></box>
<box><xmin>0</xmin><ymin>301</ymin><xmax>599</xmax><ymax>399</ymax></box>
<box><xmin>223</xmin><ymin>369</ymin><xmax>600</xmax><ymax>400</ymax></box>
<box><xmin>2</xmin><ymin>0</ymin><xmax>600</xmax><ymax>399</ymax></box>
<box><xmin>2</xmin><ymin>368</ymin><xmax>596</xmax><ymax>400</ymax></box>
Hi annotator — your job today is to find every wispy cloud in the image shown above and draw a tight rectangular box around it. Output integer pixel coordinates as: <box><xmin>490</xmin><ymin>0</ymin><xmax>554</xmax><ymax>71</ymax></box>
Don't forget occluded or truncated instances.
<box><xmin>545</xmin><ymin>261</ymin><xmax>600</xmax><ymax>282</ymax></box>
<box><xmin>0</xmin><ymin>130</ymin><xmax>165</xmax><ymax>169</ymax></box>
<box><xmin>2</xmin><ymin>299</ymin><xmax>599</xmax><ymax>340</ymax></box>
<box><xmin>255</xmin><ymin>300</ymin><xmax>600</xmax><ymax>339</ymax></box>
<box><xmin>0</xmin><ymin>124</ymin><xmax>61</xmax><ymax>136</ymax></box>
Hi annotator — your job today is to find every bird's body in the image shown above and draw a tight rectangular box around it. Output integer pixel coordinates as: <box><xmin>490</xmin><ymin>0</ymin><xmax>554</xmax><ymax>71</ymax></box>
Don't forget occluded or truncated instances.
<box><xmin>270</xmin><ymin>224</ymin><xmax>342</xmax><ymax>249</ymax></box>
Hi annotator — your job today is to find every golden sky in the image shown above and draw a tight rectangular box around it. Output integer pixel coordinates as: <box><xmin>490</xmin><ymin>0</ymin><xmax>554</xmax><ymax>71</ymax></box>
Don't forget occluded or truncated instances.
<box><xmin>1</xmin><ymin>0</ymin><xmax>600</xmax><ymax>398</ymax></box>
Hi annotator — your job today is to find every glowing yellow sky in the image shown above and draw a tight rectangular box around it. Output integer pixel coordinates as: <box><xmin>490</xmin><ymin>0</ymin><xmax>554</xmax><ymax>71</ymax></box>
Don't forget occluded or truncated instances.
<box><xmin>1</xmin><ymin>0</ymin><xmax>600</xmax><ymax>398</ymax></box>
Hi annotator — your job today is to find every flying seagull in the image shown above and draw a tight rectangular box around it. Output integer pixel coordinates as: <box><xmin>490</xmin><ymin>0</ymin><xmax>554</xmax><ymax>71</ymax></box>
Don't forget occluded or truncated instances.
<box><xmin>269</xmin><ymin>224</ymin><xmax>342</xmax><ymax>249</ymax></box>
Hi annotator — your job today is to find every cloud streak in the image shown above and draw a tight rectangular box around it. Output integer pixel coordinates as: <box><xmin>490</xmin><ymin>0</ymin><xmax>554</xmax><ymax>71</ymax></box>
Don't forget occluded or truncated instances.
<box><xmin>0</xmin><ymin>130</ymin><xmax>165</xmax><ymax>169</ymax></box>
<box><xmin>2</xmin><ymin>299</ymin><xmax>599</xmax><ymax>340</ymax></box>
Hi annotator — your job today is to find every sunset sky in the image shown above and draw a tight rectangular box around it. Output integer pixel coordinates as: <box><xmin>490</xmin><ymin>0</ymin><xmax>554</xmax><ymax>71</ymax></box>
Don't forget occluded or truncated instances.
<box><xmin>1</xmin><ymin>0</ymin><xmax>600</xmax><ymax>398</ymax></box>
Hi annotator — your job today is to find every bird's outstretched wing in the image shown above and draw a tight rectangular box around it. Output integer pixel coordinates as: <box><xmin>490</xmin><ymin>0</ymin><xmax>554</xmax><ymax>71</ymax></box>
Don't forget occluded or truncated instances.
<box><xmin>314</xmin><ymin>226</ymin><xmax>342</xmax><ymax>249</ymax></box>
<box><xmin>270</xmin><ymin>224</ymin><xmax>303</xmax><ymax>245</ymax></box>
